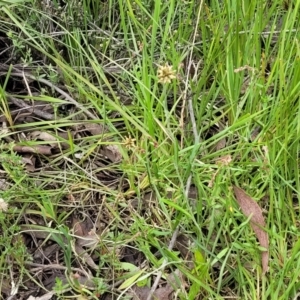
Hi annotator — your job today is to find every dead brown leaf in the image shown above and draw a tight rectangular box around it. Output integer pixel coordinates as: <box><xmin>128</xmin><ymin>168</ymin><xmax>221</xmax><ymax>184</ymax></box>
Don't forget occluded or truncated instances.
<box><xmin>27</xmin><ymin>292</ymin><xmax>54</xmax><ymax>300</ymax></box>
<box><xmin>13</xmin><ymin>145</ymin><xmax>52</xmax><ymax>155</ymax></box>
<box><xmin>76</xmin><ymin>230</ymin><xmax>100</xmax><ymax>249</ymax></box>
<box><xmin>101</xmin><ymin>144</ymin><xmax>122</xmax><ymax>163</ymax></box>
<box><xmin>71</xmin><ymin>217</ymin><xmax>100</xmax><ymax>270</ymax></box>
<box><xmin>153</xmin><ymin>285</ymin><xmax>173</xmax><ymax>300</ymax></box>
<box><xmin>29</xmin><ymin>131</ymin><xmax>58</xmax><ymax>147</ymax></box>
<box><xmin>22</xmin><ymin>155</ymin><xmax>36</xmax><ymax>172</ymax></box>
<box><xmin>131</xmin><ymin>270</ymin><xmax>182</xmax><ymax>300</ymax></box>
<box><xmin>72</xmin><ymin>217</ymin><xmax>85</xmax><ymax>237</ymax></box>
<box><xmin>84</xmin><ymin>123</ymin><xmax>107</xmax><ymax>136</ymax></box>
<box><xmin>28</xmin><ymin>131</ymin><xmax>71</xmax><ymax>149</ymax></box>
<box><xmin>233</xmin><ymin>185</ymin><xmax>269</xmax><ymax>275</ymax></box>
<box><xmin>74</xmin><ymin>243</ymin><xmax>99</xmax><ymax>270</ymax></box>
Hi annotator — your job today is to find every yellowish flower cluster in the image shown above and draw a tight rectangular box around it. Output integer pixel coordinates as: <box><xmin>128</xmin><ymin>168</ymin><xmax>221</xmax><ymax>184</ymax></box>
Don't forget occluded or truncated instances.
<box><xmin>0</xmin><ymin>198</ymin><xmax>8</xmax><ymax>212</ymax></box>
<box><xmin>157</xmin><ymin>64</ymin><xmax>177</xmax><ymax>84</ymax></box>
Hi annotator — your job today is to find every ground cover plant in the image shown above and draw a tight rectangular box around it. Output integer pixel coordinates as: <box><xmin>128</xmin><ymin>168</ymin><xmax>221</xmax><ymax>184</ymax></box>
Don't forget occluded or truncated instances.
<box><xmin>0</xmin><ymin>0</ymin><xmax>299</xmax><ymax>299</ymax></box>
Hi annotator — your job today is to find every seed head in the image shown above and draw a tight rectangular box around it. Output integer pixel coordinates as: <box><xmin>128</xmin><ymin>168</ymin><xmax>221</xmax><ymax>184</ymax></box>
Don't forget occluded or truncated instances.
<box><xmin>157</xmin><ymin>64</ymin><xmax>177</xmax><ymax>84</ymax></box>
<box><xmin>123</xmin><ymin>136</ymin><xmax>136</xmax><ymax>149</ymax></box>
<box><xmin>0</xmin><ymin>198</ymin><xmax>8</xmax><ymax>212</ymax></box>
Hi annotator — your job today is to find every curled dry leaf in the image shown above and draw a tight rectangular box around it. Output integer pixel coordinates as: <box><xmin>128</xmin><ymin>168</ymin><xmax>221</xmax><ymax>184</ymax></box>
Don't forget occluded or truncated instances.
<box><xmin>233</xmin><ymin>185</ymin><xmax>269</xmax><ymax>275</ymax></box>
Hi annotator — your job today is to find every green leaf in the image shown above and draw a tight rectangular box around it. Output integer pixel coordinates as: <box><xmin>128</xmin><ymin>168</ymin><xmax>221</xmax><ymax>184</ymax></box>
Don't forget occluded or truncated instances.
<box><xmin>119</xmin><ymin>269</ymin><xmax>145</xmax><ymax>290</ymax></box>
<box><xmin>188</xmin><ymin>281</ymin><xmax>202</xmax><ymax>300</ymax></box>
<box><xmin>120</xmin><ymin>262</ymin><xmax>139</xmax><ymax>272</ymax></box>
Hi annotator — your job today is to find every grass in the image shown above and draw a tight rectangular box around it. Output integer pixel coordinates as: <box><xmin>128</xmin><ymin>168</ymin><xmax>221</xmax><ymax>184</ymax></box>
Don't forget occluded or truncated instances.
<box><xmin>0</xmin><ymin>0</ymin><xmax>299</xmax><ymax>299</ymax></box>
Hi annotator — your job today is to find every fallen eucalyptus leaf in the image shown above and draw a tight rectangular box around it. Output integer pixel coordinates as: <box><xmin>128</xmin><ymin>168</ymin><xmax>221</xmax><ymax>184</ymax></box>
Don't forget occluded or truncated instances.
<box><xmin>233</xmin><ymin>185</ymin><xmax>269</xmax><ymax>275</ymax></box>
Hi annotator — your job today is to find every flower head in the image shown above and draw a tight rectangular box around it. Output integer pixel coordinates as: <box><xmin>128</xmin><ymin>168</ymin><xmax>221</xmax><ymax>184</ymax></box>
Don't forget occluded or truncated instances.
<box><xmin>0</xmin><ymin>198</ymin><xmax>8</xmax><ymax>212</ymax></box>
<box><xmin>123</xmin><ymin>136</ymin><xmax>136</xmax><ymax>149</ymax></box>
<box><xmin>157</xmin><ymin>64</ymin><xmax>177</xmax><ymax>84</ymax></box>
